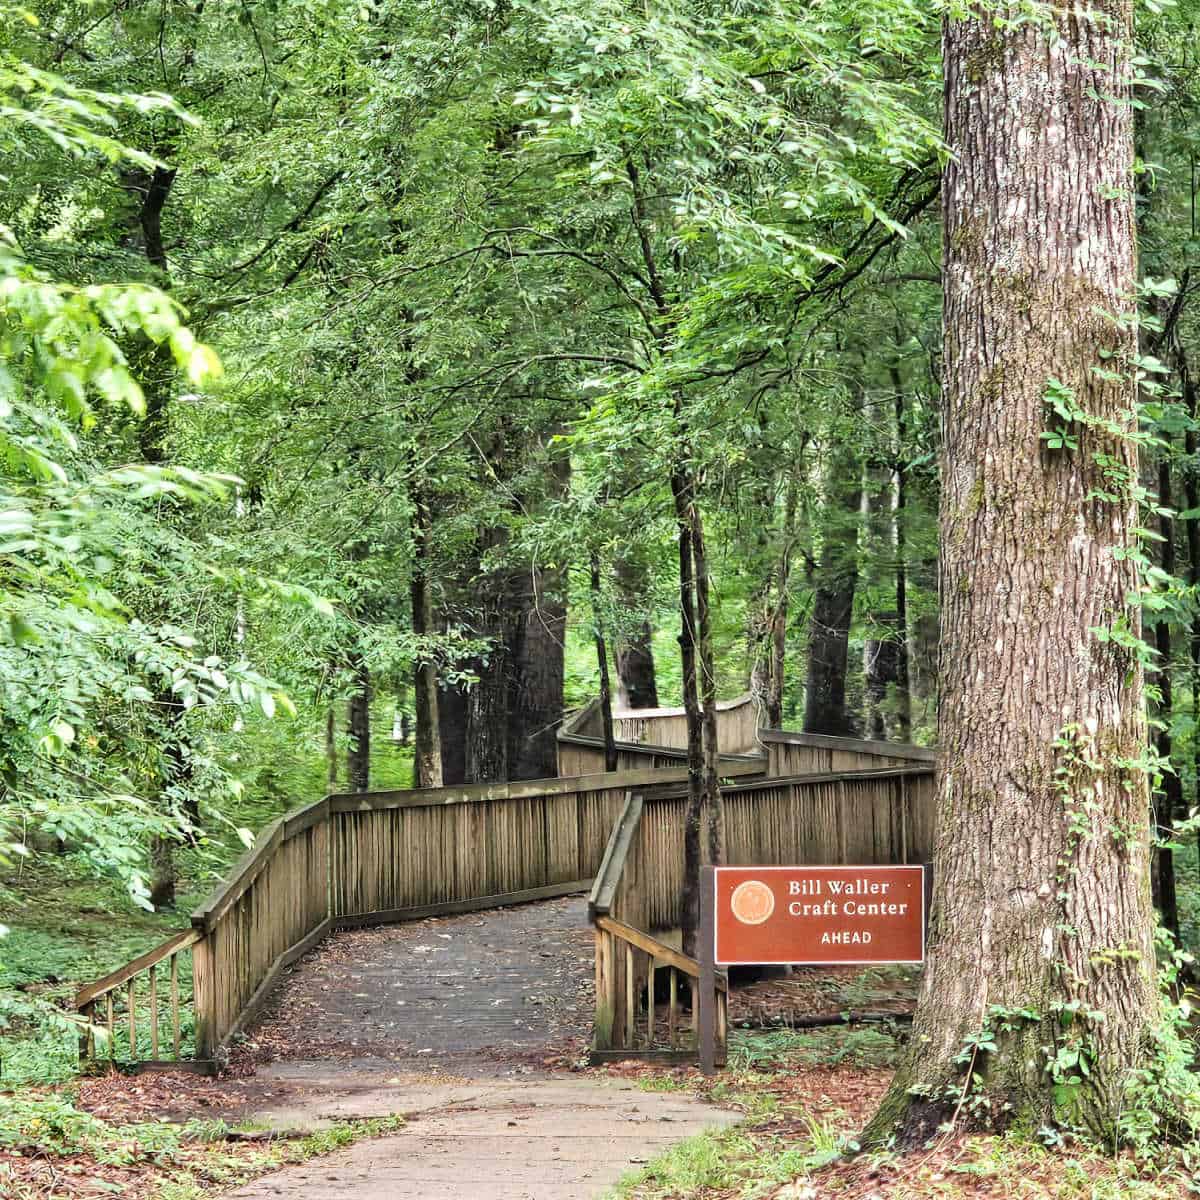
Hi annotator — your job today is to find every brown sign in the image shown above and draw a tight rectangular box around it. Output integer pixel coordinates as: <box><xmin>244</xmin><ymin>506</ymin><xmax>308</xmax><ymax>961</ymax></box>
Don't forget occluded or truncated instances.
<box><xmin>712</xmin><ymin>865</ymin><xmax>925</xmax><ymax>966</ymax></box>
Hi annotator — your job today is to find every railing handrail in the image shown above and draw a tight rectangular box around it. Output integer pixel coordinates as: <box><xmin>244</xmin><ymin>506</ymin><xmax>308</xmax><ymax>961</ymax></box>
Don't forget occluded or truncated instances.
<box><xmin>594</xmin><ymin>915</ymin><xmax>726</xmax><ymax>991</ymax></box>
<box><xmin>757</xmin><ymin>728</ymin><xmax>938</xmax><ymax>762</ymax></box>
<box><xmin>74</xmin><ymin>928</ymin><xmax>202</xmax><ymax>1010</ymax></box>
<box><xmin>190</xmin><ymin>796</ymin><xmax>330</xmax><ymax>932</ymax></box>
<box><xmin>325</xmin><ymin>762</ymin><xmax>735</xmax><ymax>814</ymax></box>
<box><xmin>588</xmin><ymin>791</ymin><xmax>644</xmax><ymax>920</ymax></box>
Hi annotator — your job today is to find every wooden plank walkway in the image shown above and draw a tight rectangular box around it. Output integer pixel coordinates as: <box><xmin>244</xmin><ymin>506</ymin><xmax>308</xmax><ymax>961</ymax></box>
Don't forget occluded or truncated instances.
<box><xmin>241</xmin><ymin>895</ymin><xmax>595</xmax><ymax>1072</ymax></box>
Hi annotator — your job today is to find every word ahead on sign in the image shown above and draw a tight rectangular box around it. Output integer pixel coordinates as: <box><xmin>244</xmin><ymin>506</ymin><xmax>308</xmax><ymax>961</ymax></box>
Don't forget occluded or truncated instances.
<box><xmin>713</xmin><ymin>865</ymin><xmax>926</xmax><ymax>967</ymax></box>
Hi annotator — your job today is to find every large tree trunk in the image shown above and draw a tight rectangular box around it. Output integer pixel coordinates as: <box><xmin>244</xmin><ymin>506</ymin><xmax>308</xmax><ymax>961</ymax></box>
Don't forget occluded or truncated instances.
<box><xmin>869</xmin><ymin>0</ymin><xmax>1155</xmax><ymax>1144</ymax></box>
<box><xmin>438</xmin><ymin>678</ymin><xmax>469</xmax><ymax>786</ymax></box>
<box><xmin>506</xmin><ymin>445</ymin><xmax>569</xmax><ymax>781</ymax></box>
<box><xmin>506</xmin><ymin>563</ymin><xmax>566</xmax><ymax>780</ymax></box>
<box><xmin>614</xmin><ymin>556</ymin><xmax>659</xmax><ymax>710</ymax></box>
<box><xmin>411</xmin><ymin>487</ymin><xmax>443</xmax><ymax>789</ymax></box>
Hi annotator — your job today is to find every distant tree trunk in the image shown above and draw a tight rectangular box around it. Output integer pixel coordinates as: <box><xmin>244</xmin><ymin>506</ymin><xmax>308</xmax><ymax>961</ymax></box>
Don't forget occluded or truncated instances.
<box><xmin>411</xmin><ymin>487</ymin><xmax>443</xmax><ymax>789</ymax></box>
<box><xmin>890</xmin><ymin>370</ymin><xmax>913</xmax><ymax>741</ymax></box>
<box><xmin>1152</xmin><ymin>456</ymin><xmax>1180</xmax><ymax>940</ymax></box>
<box><xmin>671</xmin><ymin>466</ymin><xmax>705</xmax><ymax>958</ymax></box>
<box><xmin>325</xmin><ymin>706</ymin><xmax>338</xmax><ymax>790</ymax></box>
<box><xmin>804</xmin><ymin>439</ymin><xmax>860</xmax><ymax>736</ymax></box>
<box><xmin>131</xmin><ymin>161</ymin><xmax>193</xmax><ymax>911</ymax></box>
<box><xmin>506</xmin><ymin>562</ymin><xmax>566</xmax><ymax>781</ymax></box>
<box><xmin>803</xmin><ymin>564</ymin><xmax>858</xmax><ymax>734</ymax></box>
<box><xmin>691</xmin><ymin>503</ymin><xmax>723</xmax><ymax>867</ymax></box>
<box><xmin>614</xmin><ymin>557</ymin><xmax>659</xmax><ymax>710</ymax></box>
<box><xmin>591</xmin><ymin>552</ymin><xmax>619</xmax><ymax>772</ymax></box>
<box><xmin>466</xmin><ymin>635</ymin><xmax>510</xmax><ymax>784</ymax></box>
<box><xmin>346</xmin><ymin>653</ymin><xmax>371</xmax><ymax>793</ymax></box>
<box><xmin>868</xmin><ymin>0</ymin><xmax>1155</xmax><ymax>1143</ymax></box>
<box><xmin>506</xmin><ymin>444</ymin><xmax>569</xmax><ymax>781</ymax></box>
<box><xmin>438</xmin><ymin>679</ymin><xmax>468</xmax><ymax>786</ymax></box>
<box><xmin>863</xmin><ymin>618</ymin><xmax>902</xmax><ymax>741</ymax></box>
<box><xmin>750</xmin><ymin>462</ymin><xmax>799</xmax><ymax>733</ymax></box>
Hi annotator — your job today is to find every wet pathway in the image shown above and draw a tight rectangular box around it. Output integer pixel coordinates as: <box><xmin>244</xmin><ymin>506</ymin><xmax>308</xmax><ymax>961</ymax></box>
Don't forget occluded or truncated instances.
<box><xmin>222</xmin><ymin>896</ymin><xmax>740</xmax><ymax>1200</ymax></box>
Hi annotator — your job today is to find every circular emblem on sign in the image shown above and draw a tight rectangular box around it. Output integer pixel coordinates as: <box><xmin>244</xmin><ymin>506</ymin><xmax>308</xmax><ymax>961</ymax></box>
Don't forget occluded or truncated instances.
<box><xmin>730</xmin><ymin>879</ymin><xmax>775</xmax><ymax>925</ymax></box>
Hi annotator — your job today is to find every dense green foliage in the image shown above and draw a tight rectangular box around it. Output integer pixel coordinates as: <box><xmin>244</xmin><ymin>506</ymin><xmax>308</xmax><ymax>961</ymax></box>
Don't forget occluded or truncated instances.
<box><xmin>4</xmin><ymin>0</ymin><xmax>1200</xmax><ymax>1136</ymax></box>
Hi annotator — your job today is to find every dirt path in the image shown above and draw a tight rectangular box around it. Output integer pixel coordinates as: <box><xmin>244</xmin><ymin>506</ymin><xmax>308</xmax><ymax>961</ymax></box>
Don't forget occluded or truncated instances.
<box><xmin>224</xmin><ymin>1074</ymin><xmax>740</xmax><ymax>1200</ymax></box>
<box><xmin>213</xmin><ymin>896</ymin><xmax>739</xmax><ymax>1199</ymax></box>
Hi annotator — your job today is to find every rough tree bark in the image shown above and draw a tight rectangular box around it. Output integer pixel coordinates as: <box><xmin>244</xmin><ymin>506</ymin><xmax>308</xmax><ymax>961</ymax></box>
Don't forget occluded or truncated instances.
<box><xmin>506</xmin><ymin>445</ymin><xmax>569</xmax><ymax>782</ymax></box>
<box><xmin>750</xmin><ymin>461</ymin><xmax>799</xmax><ymax>732</ymax></box>
<box><xmin>868</xmin><ymin>0</ymin><xmax>1156</xmax><ymax>1143</ymax></box>
<box><xmin>506</xmin><ymin>563</ymin><xmax>566</xmax><ymax>780</ymax></box>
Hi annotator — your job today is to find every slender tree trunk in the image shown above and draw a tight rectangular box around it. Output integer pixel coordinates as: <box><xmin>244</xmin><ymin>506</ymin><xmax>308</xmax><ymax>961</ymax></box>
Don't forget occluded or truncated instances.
<box><xmin>411</xmin><ymin>487</ymin><xmax>443</xmax><ymax>789</ymax></box>
<box><xmin>691</xmin><ymin>502</ymin><xmax>723</xmax><ymax>866</ymax></box>
<box><xmin>346</xmin><ymin>652</ymin><xmax>371</xmax><ymax>793</ymax></box>
<box><xmin>591</xmin><ymin>553</ymin><xmax>619</xmax><ymax>772</ymax></box>
<box><xmin>325</xmin><ymin>705</ymin><xmax>338</xmax><ymax>790</ymax></box>
<box><xmin>804</xmin><ymin>435</ymin><xmax>861</xmax><ymax>736</ymax></box>
<box><xmin>671</xmin><ymin>466</ymin><xmax>705</xmax><ymax>958</ymax></box>
<box><xmin>614</xmin><ymin>557</ymin><xmax>659</xmax><ymax>710</ymax></box>
<box><xmin>1172</xmin><ymin>340</ymin><xmax>1200</xmax><ymax>872</ymax></box>
<box><xmin>869</xmin><ymin>0</ymin><xmax>1155</xmax><ymax>1143</ymax></box>
<box><xmin>1152</xmin><ymin>456</ymin><xmax>1180</xmax><ymax>939</ymax></box>
<box><xmin>892</xmin><ymin>378</ymin><xmax>913</xmax><ymax>742</ymax></box>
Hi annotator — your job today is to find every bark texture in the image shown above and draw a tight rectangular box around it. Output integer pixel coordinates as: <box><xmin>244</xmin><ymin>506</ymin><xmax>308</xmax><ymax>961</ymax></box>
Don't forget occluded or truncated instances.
<box><xmin>869</xmin><ymin>1</ymin><xmax>1156</xmax><ymax>1143</ymax></box>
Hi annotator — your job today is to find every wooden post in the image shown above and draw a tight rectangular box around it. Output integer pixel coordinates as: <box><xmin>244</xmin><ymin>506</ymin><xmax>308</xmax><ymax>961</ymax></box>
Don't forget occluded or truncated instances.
<box><xmin>171</xmin><ymin>952</ymin><xmax>181</xmax><ymax>1059</ymax></box>
<box><xmin>192</xmin><ymin>934</ymin><xmax>214</xmax><ymax>1060</ymax></box>
<box><xmin>624</xmin><ymin>943</ymin><xmax>635</xmax><ymax>1047</ymax></box>
<box><xmin>699</xmin><ymin>864</ymin><xmax>716</xmax><ymax>1075</ymax></box>
<box><xmin>149</xmin><ymin>966</ymin><xmax>159</xmax><ymax>1059</ymax></box>
<box><xmin>593</xmin><ymin>928</ymin><xmax>614</xmax><ymax>1050</ymax></box>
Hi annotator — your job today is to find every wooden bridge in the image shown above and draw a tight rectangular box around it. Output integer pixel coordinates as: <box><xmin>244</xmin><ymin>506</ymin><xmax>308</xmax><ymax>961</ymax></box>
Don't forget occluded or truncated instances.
<box><xmin>74</xmin><ymin>698</ymin><xmax>936</xmax><ymax>1072</ymax></box>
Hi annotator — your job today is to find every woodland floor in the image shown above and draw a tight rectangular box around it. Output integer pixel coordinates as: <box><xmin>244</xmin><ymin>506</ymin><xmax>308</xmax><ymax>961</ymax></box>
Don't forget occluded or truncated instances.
<box><xmin>5</xmin><ymin>895</ymin><xmax>1196</xmax><ymax>1198</ymax></box>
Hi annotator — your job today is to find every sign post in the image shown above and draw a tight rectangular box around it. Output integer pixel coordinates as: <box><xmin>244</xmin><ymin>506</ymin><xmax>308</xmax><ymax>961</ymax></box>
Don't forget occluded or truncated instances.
<box><xmin>698</xmin><ymin>864</ymin><xmax>925</xmax><ymax>1075</ymax></box>
<box><xmin>699</xmin><ymin>865</ymin><xmax>716</xmax><ymax>1075</ymax></box>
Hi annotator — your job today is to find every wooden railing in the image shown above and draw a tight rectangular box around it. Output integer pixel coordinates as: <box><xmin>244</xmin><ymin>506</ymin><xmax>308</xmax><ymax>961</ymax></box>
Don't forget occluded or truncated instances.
<box><xmin>75</xmin><ymin>928</ymin><xmax>202</xmax><ymax>1068</ymax></box>
<box><xmin>189</xmin><ymin>796</ymin><xmax>333</xmax><ymax>1060</ymax></box>
<box><xmin>759</xmin><ymin>728</ymin><xmax>936</xmax><ymax>776</ymax></box>
<box><xmin>589</xmin><ymin>792</ymin><xmax>728</xmax><ymax>1063</ymax></box>
<box><xmin>585</xmin><ymin>763</ymin><xmax>936</xmax><ymax>1063</ymax></box>
<box><xmin>556</xmin><ymin>697</ymin><xmax>765</xmax><ymax>777</ymax></box>
<box><xmin>76</xmin><ymin>760</ymin><xmax>764</xmax><ymax>1071</ymax></box>
<box><xmin>75</xmin><ymin>732</ymin><xmax>936</xmax><ymax>1073</ymax></box>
